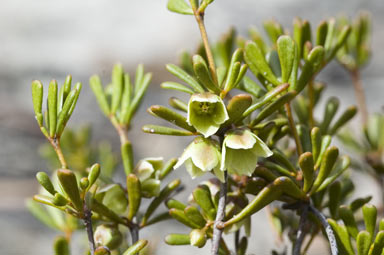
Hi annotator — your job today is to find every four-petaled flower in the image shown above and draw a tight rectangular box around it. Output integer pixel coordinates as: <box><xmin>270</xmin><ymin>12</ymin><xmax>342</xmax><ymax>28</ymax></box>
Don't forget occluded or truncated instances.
<box><xmin>187</xmin><ymin>93</ymin><xmax>229</xmax><ymax>138</ymax></box>
<box><xmin>221</xmin><ymin>128</ymin><xmax>273</xmax><ymax>176</ymax></box>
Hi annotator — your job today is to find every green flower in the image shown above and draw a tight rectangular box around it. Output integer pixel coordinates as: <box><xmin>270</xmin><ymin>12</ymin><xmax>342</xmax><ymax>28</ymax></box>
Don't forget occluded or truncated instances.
<box><xmin>174</xmin><ymin>137</ymin><xmax>224</xmax><ymax>181</ymax></box>
<box><xmin>134</xmin><ymin>157</ymin><xmax>163</xmax><ymax>197</ymax></box>
<box><xmin>221</xmin><ymin>129</ymin><xmax>273</xmax><ymax>176</ymax></box>
<box><xmin>187</xmin><ymin>93</ymin><xmax>229</xmax><ymax>138</ymax></box>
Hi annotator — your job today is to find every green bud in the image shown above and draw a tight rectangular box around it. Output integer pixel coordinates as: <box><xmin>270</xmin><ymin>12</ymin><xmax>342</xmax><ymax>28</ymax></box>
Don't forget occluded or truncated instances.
<box><xmin>53</xmin><ymin>193</ymin><xmax>68</xmax><ymax>207</ymax></box>
<box><xmin>94</xmin><ymin>224</ymin><xmax>123</xmax><ymax>250</ymax></box>
<box><xmin>80</xmin><ymin>177</ymin><xmax>89</xmax><ymax>190</ymax></box>
<box><xmin>94</xmin><ymin>246</ymin><xmax>111</xmax><ymax>255</ymax></box>
<box><xmin>53</xmin><ymin>236</ymin><xmax>70</xmax><ymax>255</ymax></box>
<box><xmin>88</xmin><ymin>163</ymin><xmax>100</xmax><ymax>188</ymax></box>
<box><xmin>141</xmin><ymin>178</ymin><xmax>161</xmax><ymax>198</ymax></box>
<box><xmin>189</xmin><ymin>229</ymin><xmax>207</xmax><ymax>248</ymax></box>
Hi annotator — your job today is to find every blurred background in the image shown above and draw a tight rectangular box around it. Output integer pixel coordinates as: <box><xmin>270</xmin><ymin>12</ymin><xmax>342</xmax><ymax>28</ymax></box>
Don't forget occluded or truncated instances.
<box><xmin>0</xmin><ymin>0</ymin><xmax>383</xmax><ymax>254</ymax></box>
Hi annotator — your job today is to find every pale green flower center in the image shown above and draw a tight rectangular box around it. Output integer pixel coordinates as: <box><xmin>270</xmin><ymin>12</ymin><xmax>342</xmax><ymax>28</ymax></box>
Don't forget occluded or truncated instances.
<box><xmin>194</xmin><ymin>101</ymin><xmax>216</xmax><ymax>115</ymax></box>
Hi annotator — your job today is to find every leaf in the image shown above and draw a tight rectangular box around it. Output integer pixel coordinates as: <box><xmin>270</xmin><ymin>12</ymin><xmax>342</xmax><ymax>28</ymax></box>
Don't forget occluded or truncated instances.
<box><xmin>48</xmin><ymin>80</ymin><xmax>58</xmax><ymax>137</ymax></box>
<box><xmin>141</xmin><ymin>179</ymin><xmax>181</xmax><ymax>225</ymax></box>
<box><xmin>53</xmin><ymin>236</ymin><xmax>70</xmax><ymax>255</ymax></box>
<box><xmin>57</xmin><ymin>169</ymin><xmax>82</xmax><ymax>211</ymax></box>
<box><xmin>169</xmin><ymin>97</ymin><xmax>188</xmax><ymax>112</ymax></box>
<box><xmin>88</xmin><ymin>163</ymin><xmax>100</xmax><ymax>189</ymax></box>
<box><xmin>161</xmin><ymin>81</ymin><xmax>195</xmax><ymax>94</ymax></box>
<box><xmin>370</xmin><ymin>231</ymin><xmax>384</xmax><ymax>255</ymax></box>
<box><xmin>159</xmin><ymin>158</ymin><xmax>178</xmax><ymax>180</ymax></box>
<box><xmin>275</xmin><ymin>176</ymin><xmax>305</xmax><ymax>199</ymax></box>
<box><xmin>167</xmin><ymin>0</ymin><xmax>193</xmax><ymax>15</ymax></box>
<box><xmin>226</xmin><ymin>94</ymin><xmax>253</xmax><ymax>123</ymax></box>
<box><xmin>166</xmin><ymin>199</ymin><xmax>187</xmax><ymax>210</ymax></box>
<box><xmin>328</xmin><ymin>106</ymin><xmax>357</xmax><ymax>135</ymax></box>
<box><xmin>184</xmin><ymin>206</ymin><xmax>206</xmax><ymax>228</ymax></box>
<box><xmin>127</xmin><ymin>174</ymin><xmax>141</xmax><ymax>220</ymax></box>
<box><xmin>310</xmin><ymin>146</ymin><xmax>339</xmax><ymax>194</ymax></box>
<box><xmin>320</xmin><ymin>97</ymin><xmax>339</xmax><ymax>134</ymax></box>
<box><xmin>26</xmin><ymin>199</ymin><xmax>58</xmax><ymax>230</ymax></box>
<box><xmin>119</xmin><ymin>73</ymin><xmax>133</xmax><ymax>124</ymax></box>
<box><xmin>299</xmin><ymin>152</ymin><xmax>314</xmax><ymax>193</ymax></box>
<box><xmin>36</xmin><ymin>172</ymin><xmax>56</xmax><ymax>195</ymax></box>
<box><xmin>56</xmin><ymin>89</ymin><xmax>77</xmax><ymax>136</ymax></box>
<box><xmin>169</xmin><ymin>208</ymin><xmax>201</xmax><ymax>228</ymax></box>
<box><xmin>193</xmin><ymin>55</ymin><xmax>220</xmax><ymax>93</ymax></box>
<box><xmin>362</xmin><ymin>203</ymin><xmax>377</xmax><ymax>238</ymax></box>
<box><xmin>90</xmin><ymin>75</ymin><xmax>110</xmax><ymax>116</ymax></box>
<box><xmin>111</xmin><ymin>64</ymin><xmax>124</xmax><ymax>114</ymax></box>
<box><xmin>311</xmin><ymin>127</ymin><xmax>322</xmax><ymax>162</ymax></box>
<box><xmin>328</xmin><ymin>219</ymin><xmax>355</xmax><ymax>255</ymax></box>
<box><xmin>148</xmin><ymin>105</ymin><xmax>195</xmax><ymax>132</ymax></box>
<box><xmin>99</xmin><ymin>184</ymin><xmax>128</xmax><ymax>214</ymax></box>
<box><xmin>277</xmin><ymin>36</ymin><xmax>295</xmax><ymax>83</ymax></box>
<box><xmin>121</xmin><ymin>141</ymin><xmax>134</xmax><ymax>175</ymax></box>
<box><xmin>244</xmin><ymin>41</ymin><xmax>280</xmax><ymax>86</ymax></box>
<box><xmin>339</xmin><ymin>205</ymin><xmax>359</xmax><ymax>239</ymax></box>
<box><xmin>142</xmin><ymin>124</ymin><xmax>195</xmax><ymax>136</ymax></box>
<box><xmin>328</xmin><ymin>181</ymin><xmax>341</xmax><ymax>218</ymax></box>
<box><xmin>317</xmin><ymin>155</ymin><xmax>350</xmax><ymax>191</ymax></box>
<box><xmin>122</xmin><ymin>240</ymin><xmax>148</xmax><ymax>255</ymax></box>
<box><xmin>316</xmin><ymin>20</ymin><xmax>328</xmax><ymax>46</ymax></box>
<box><xmin>192</xmin><ymin>185</ymin><xmax>216</xmax><ymax>221</ymax></box>
<box><xmin>166</xmin><ymin>64</ymin><xmax>204</xmax><ymax>93</ymax></box>
<box><xmin>357</xmin><ymin>231</ymin><xmax>372</xmax><ymax>255</ymax></box>
<box><xmin>165</xmin><ymin>234</ymin><xmax>190</xmax><ymax>245</ymax></box>
<box><xmin>31</xmin><ymin>80</ymin><xmax>44</xmax><ymax>126</ymax></box>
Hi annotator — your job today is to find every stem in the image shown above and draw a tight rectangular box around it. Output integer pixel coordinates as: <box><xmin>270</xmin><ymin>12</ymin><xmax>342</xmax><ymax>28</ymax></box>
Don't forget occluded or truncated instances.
<box><xmin>211</xmin><ymin>171</ymin><xmax>228</xmax><ymax>255</ymax></box>
<box><xmin>48</xmin><ymin>138</ymin><xmax>68</xmax><ymax>169</ymax></box>
<box><xmin>110</xmin><ymin>115</ymin><xmax>129</xmax><ymax>145</ymax></box>
<box><xmin>130</xmin><ymin>223</ymin><xmax>139</xmax><ymax>245</ymax></box>
<box><xmin>234</xmin><ymin>230</ymin><xmax>240</xmax><ymax>254</ymax></box>
<box><xmin>308</xmin><ymin>205</ymin><xmax>338</xmax><ymax>255</ymax></box>
<box><xmin>83</xmin><ymin>204</ymin><xmax>96</xmax><ymax>255</ymax></box>
<box><xmin>285</xmin><ymin>103</ymin><xmax>303</xmax><ymax>156</ymax></box>
<box><xmin>308</xmin><ymin>80</ymin><xmax>315</xmax><ymax>129</ymax></box>
<box><xmin>293</xmin><ymin>205</ymin><xmax>308</xmax><ymax>255</ymax></box>
<box><xmin>350</xmin><ymin>69</ymin><xmax>368</xmax><ymax>125</ymax></box>
<box><xmin>192</xmin><ymin>7</ymin><xmax>218</xmax><ymax>85</ymax></box>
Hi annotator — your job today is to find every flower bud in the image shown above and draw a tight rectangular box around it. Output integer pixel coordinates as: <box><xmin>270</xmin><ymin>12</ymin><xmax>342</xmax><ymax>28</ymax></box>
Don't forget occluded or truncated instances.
<box><xmin>189</xmin><ymin>229</ymin><xmax>207</xmax><ymax>248</ymax></box>
<box><xmin>94</xmin><ymin>225</ymin><xmax>122</xmax><ymax>250</ymax></box>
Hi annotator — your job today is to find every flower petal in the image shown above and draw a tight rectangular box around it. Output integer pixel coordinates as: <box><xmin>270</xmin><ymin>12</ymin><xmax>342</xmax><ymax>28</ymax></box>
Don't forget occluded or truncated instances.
<box><xmin>134</xmin><ymin>160</ymin><xmax>155</xmax><ymax>181</ymax></box>
<box><xmin>225</xmin><ymin>129</ymin><xmax>257</xmax><ymax>150</ymax></box>
<box><xmin>253</xmin><ymin>135</ymin><xmax>273</xmax><ymax>158</ymax></box>
<box><xmin>190</xmin><ymin>138</ymin><xmax>220</xmax><ymax>171</ymax></box>
<box><xmin>185</xmin><ymin>158</ymin><xmax>205</xmax><ymax>179</ymax></box>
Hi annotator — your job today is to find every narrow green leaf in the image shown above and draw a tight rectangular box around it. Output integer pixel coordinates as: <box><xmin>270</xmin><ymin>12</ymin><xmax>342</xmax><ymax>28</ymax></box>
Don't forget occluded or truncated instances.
<box><xmin>122</xmin><ymin>240</ymin><xmax>148</xmax><ymax>255</ymax></box>
<box><xmin>328</xmin><ymin>106</ymin><xmax>357</xmax><ymax>135</ymax></box>
<box><xmin>311</xmin><ymin>146</ymin><xmax>339</xmax><ymax>194</ymax></box>
<box><xmin>48</xmin><ymin>80</ymin><xmax>58</xmax><ymax>137</ymax></box>
<box><xmin>26</xmin><ymin>199</ymin><xmax>58</xmax><ymax>230</ymax></box>
<box><xmin>184</xmin><ymin>206</ymin><xmax>206</xmax><ymax>228</ymax></box>
<box><xmin>134</xmin><ymin>64</ymin><xmax>144</xmax><ymax>95</ymax></box>
<box><xmin>243</xmin><ymin>83</ymin><xmax>289</xmax><ymax>117</ymax></box>
<box><xmin>250</xmin><ymin>91</ymin><xmax>296</xmax><ymax>126</ymax></box>
<box><xmin>166</xmin><ymin>199</ymin><xmax>187</xmax><ymax>210</ymax></box>
<box><xmin>315</xmin><ymin>135</ymin><xmax>332</xmax><ymax>169</ymax></box>
<box><xmin>263</xmin><ymin>20</ymin><xmax>284</xmax><ymax>44</ymax></box>
<box><xmin>324</xmin><ymin>19</ymin><xmax>336</xmax><ymax>53</ymax></box>
<box><xmin>31</xmin><ymin>80</ymin><xmax>44</xmax><ymax>126</ymax></box>
<box><xmin>316</xmin><ymin>21</ymin><xmax>328</xmax><ymax>46</ymax></box>
<box><xmin>350</xmin><ymin>196</ymin><xmax>372</xmax><ymax>212</ymax></box>
<box><xmin>167</xmin><ymin>0</ymin><xmax>193</xmax><ymax>15</ymax></box>
<box><xmin>192</xmin><ymin>185</ymin><xmax>216</xmax><ymax>221</ymax></box>
<box><xmin>357</xmin><ymin>231</ymin><xmax>372</xmax><ymax>255</ymax></box>
<box><xmin>328</xmin><ymin>181</ymin><xmax>341</xmax><ymax>218</ymax></box>
<box><xmin>127</xmin><ymin>174</ymin><xmax>141</xmax><ymax>220</ymax></box>
<box><xmin>193</xmin><ymin>55</ymin><xmax>220</xmax><ymax>93</ymax></box>
<box><xmin>299</xmin><ymin>152</ymin><xmax>315</xmax><ymax>193</ymax></box>
<box><xmin>121</xmin><ymin>141</ymin><xmax>134</xmax><ymax>175</ymax></box>
<box><xmin>67</xmin><ymin>82</ymin><xmax>82</xmax><ymax>117</ymax></box>
<box><xmin>339</xmin><ymin>205</ymin><xmax>359</xmax><ymax>239</ymax></box>
<box><xmin>169</xmin><ymin>97</ymin><xmax>188</xmax><ymax>112</ymax></box>
<box><xmin>120</xmin><ymin>74</ymin><xmax>133</xmax><ymax>124</ymax></box>
<box><xmin>166</xmin><ymin>64</ymin><xmax>204</xmax><ymax>93</ymax></box>
<box><xmin>371</xmin><ymin>231</ymin><xmax>384</xmax><ymax>255</ymax></box>
<box><xmin>161</xmin><ymin>81</ymin><xmax>195</xmax><ymax>94</ymax></box>
<box><xmin>297</xmin><ymin>124</ymin><xmax>312</xmax><ymax>153</ymax></box>
<box><xmin>36</xmin><ymin>172</ymin><xmax>56</xmax><ymax>195</ymax></box>
<box><xmin>226</xmin><ymin>94</ymin><xmax>252</xmax><ymax>123</ymax></box>
<box><xmin>311</xmin><ymin>127</ymin><xmax>322</xmax><ymax>162</ymax></box>
<box><xmin>91</xmin><ymin>199</ymin><xmax>125</xmax><ymax>224</ymax></box>
<box><xmin>327</xmin><ymin>25</ymin><xmax>351</xmax><ymax>61</ymax></box>
<box><xmin>270</xmin><ymin>149</ymin><xmax>297</xmax><ymax>174</ymax></box>
<box><xmin>58</xmin><ymin>75</ymin><xmax>72</xmax><ymax>113</ymax></box>
<box><xmin>142</xmin><ymin>124</ymin><xmax>195</xmax><ymax>136</ymax></box>
<box><xmin>244</xmin><ymin>41</ymin><xmax>280</xmax><ymax>86</ymax></box>
<box><xmin>317</xmin><ymin>155</ymin><xmax>350</xmax><ymax>191</ymax></box>
<box><xmin>142</xmin><ymin>179</ymin><xmax>181</xmax><ymax>225</ymax></box>
<box><xmin>53</xmin><ymin>236</ymin><xmax>70</xmax><ymax>255</ymax></box>
<box><xmin>277</xmin><ymin>36</ymin><xmax>295</xmax><ymax>83</ymax></box>
<box><xmin>57</xmin><ymin>169</ymin><xmax>82</xmax><ymax>211</ymax></box>
<box><xmin>169</xmin><ymin>208</ymin><xmax>201</xmax><ymax>228</ymax></box>
<box><xmin>111</xmin><ymin>64</ymin><xmax>124</xmax><ymax>114</ymax></box>
<box><xmin>223</xmin><ymin>62</ymin><xmax>241</xmax><ymax>92</ymax></box>
<box><xmin>56</xmin><ymin>89</ymin><xmax>77</xmax><ymax>136</ymax></box>
<box><xmin>328</xmin><ymin>219</ymin><xmax>355</xmax><ymax>255</ymax></box>
<box><xmin>275</xmin><ymin>176</ymin><xmax>306</xmax><ymax>199</ymax></box>
<box><xmin>148</xmin><ymin>105</ymin><xmax>195</xmax><ymax>132</ymax></box>
<box><xmin>165</xmin><ymin>234</ymin><xmax>190</xmax><ymax>245</ymax></box>
<box><xmin>90</xmin><ymin>75</ymin><xmax>110</xmax><ymax>116</ymax></box>
<box><xmin>240</xmin><ymin>76</ymin><xmax>265</xmax><ymax>97</ymax></box>
<box><xmin>363</xmin><ymin>204</ymin><xmax>377</xmax><ymax>238</ymax></box>
<box><xmin>159</xmin><ymin>158</ymin><xmax>178</xmax><ymax>180</ymax></box>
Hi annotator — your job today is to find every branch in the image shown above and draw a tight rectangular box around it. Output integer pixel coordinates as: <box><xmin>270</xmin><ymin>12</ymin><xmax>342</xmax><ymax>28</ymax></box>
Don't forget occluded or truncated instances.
<box><xmin>293</xmin><ymin>205</ymin><xmax>308</xmax><ymax>255</ymax></box>
<box><xmin>211</xmin><ymin>171</ymin><xmax>228</xmax><ymax>255</ymax></box>
<box><xmin>83</xmin><ymin>204</ymin><xmax>96</xmax><ymax>255</ymax></box>
<box><xmin>308</xmin><ymin>204</ymin><xmax>338</xmax><ymax>255</ymax></box>
<box><xmin>350</xmin><ymin>69</ymin><xmax>368</xmax><ymax>125</ymax></box>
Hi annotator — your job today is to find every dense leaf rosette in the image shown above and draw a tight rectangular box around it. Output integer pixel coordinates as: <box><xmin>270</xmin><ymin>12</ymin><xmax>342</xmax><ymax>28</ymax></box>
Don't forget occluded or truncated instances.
<box><xmin>187</xmin><ymin>93</ymin><xmax>229</xmax><ymax>137</ymax></box>
<box><xmin>174</xmin><ymin>137</ymin><xmax>224</xmax><ymax>181</ymax></box>
<box><xmin>221</xmin><ymin>129</ymin><xmax>273</xmax><ymax>176</ymax></box>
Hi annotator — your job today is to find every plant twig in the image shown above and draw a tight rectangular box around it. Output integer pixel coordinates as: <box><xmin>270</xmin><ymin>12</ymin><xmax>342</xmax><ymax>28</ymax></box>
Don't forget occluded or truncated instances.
<box><xmin>192</xmin><ymin>6</ymin><xmax>218</xmax><ymax>85</ymax></box>
<box><xmin>130</xmin><ymin>223</ymin><xmax>139</xmax><ymax>245</ymax></box>
<box><xmin>110</xmin><ymin>115</ymin><xmax>129</xmax><ymax>145</ymax></box>
<box><xmin>308</xmin><ymin>204</ymin><xmax>338</xmax><ymax>255</ymax></box>
<box><xmin>83</xmin><ymin>204</ymin><xmax>96</xmax><ymax>255</ymax></box>
<box><xmin>48</xmin><ymin>137</ymin><xmax>67</xmax><ymax>169</ymax></box>
<box><xmin>285</xmin><ymin>103</ymin><xmax>303</xmax><ymax>156</ymax></box>
<box><xmin>293</xmin><ymin>205</ymin><xmax>308</xmax><ymax>255</ymax></box>
<box><xmin>211</xmin><ymin>171</ymin><xmax>228</xmax><ymax>255</ymax></box>
<box><xmin>350</xmin><ymin>69</ymin><xmax>368</xmax><ymax>125</ymax></box>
